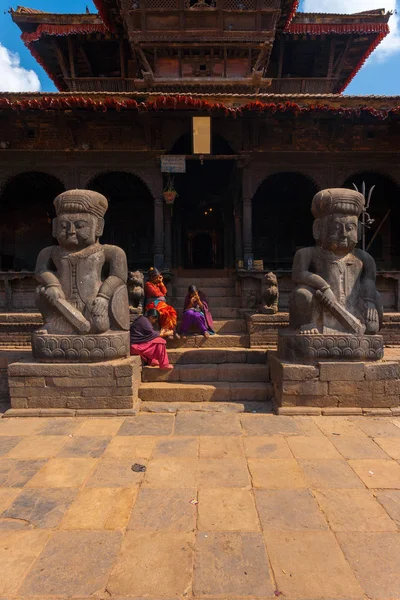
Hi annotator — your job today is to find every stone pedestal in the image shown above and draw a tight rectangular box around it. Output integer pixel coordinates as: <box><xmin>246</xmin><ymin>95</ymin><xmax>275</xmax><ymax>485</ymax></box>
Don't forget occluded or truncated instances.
<box><xmin>269</xmin><ymin>352</ymin><xmax>400</xmax><ymax>415</ymax></box>
<box><xmin>6</xmin><ymin>355</ymin><xmax>141</xmax><ymax>416</ymax></box>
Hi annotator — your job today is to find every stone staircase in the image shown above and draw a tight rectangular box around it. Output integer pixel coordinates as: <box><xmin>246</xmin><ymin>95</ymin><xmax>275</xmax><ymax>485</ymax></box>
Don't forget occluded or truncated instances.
<box><xmin>139</xmin><ymin>274</ymin><xmax>273</xmax><ymax>412</ymax></box>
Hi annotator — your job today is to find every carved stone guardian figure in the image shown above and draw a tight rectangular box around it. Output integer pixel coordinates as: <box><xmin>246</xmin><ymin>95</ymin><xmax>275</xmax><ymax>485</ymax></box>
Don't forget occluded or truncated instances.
<box><xmin>128</xmin><ymin>270</ymin><xmax>145</xmax><ymax>316</ymax></box>
<box><xmin>260</xmin><ymin>272</ymin><xmax>279</xmax><ymax>314</ymax></box>
<box><xmin>33</xmin><ymin>189</ymin><xmax>130</xmax><ymax>361</ymax></box>
<box><xmin>280</xmin><ymin>188</ymin><xmax>384</xmax><ymax>361</ymax></box>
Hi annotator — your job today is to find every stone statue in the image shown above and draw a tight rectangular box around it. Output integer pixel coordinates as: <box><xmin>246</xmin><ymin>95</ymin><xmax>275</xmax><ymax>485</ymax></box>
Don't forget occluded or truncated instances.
<box><xmin>128</xmin><ymin>270</ymin><xmax>145</xmax><ymax>315</ymax></box>
<box><xmin>33</xmin><ymin>189</ymin><xmax>130</xmax><ymax>361</ymax></box>
<box><xmin>289</xmin><ymin>188</ymin><xmax>382</xmax><ymax>336</ymax></box>
<box><xmin>260</xmin><ymin>272</ymin><xmax>279</xmax><ymax>314</ymax></box>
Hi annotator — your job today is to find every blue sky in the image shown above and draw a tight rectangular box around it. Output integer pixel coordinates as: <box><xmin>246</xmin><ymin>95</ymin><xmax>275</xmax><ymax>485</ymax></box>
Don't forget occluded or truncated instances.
<box><xmin>0</xmin><ymin>0</ymin><xmax>399</xmax><ymax>94</ymax></box>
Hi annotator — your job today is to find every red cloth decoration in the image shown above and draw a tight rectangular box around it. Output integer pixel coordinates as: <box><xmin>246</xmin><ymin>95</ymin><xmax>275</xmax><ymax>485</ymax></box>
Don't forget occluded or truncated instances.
<box><xmin>338</xmin><ymin>31</ymin><xmax>389</xmax><ymax>93</ymax></box>
<box><xmin>287</xmin><ymin>22</ymin><xmax>390</xmax><ymax>36</ymax></box>
<box><xmin>284</xmin><ymin>1</ymin><xmax>299</xmax><ymax>32</ymax></box>
<box><xmin>21</xmin><ymin>23</ymin><xmax>108</xmax><ymax>44</ymax></box>
<box><xmin>25</xmin><ymin>45</ymin><xmax>67</xmax><ymax>91</ymax></box>
<box><xmin>0</xmin><ymin>94</ymin><xmax>399</xmax><ymax>121</ymax></box>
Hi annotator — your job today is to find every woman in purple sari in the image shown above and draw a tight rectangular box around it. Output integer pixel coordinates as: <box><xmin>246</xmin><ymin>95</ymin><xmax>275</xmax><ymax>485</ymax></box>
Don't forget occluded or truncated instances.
<box><xmin>180</xmin><ymin>285</ymin><xmax>214</xmax><ymax>338</ymax></box>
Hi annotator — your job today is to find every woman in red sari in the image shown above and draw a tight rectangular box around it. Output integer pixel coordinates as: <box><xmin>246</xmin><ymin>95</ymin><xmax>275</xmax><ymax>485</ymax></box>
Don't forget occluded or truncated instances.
<box><xmin>144</xmin><ymin>267</ymin><xmax>178</xmax><ymax>339</ymax></box>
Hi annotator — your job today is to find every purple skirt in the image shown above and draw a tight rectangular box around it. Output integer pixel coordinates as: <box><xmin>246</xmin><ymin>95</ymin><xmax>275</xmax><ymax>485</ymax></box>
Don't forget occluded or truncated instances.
<box><xmin>180</xmin><ymin>309</ymin><xmax>208</xmax><ymax>334</ymax></box>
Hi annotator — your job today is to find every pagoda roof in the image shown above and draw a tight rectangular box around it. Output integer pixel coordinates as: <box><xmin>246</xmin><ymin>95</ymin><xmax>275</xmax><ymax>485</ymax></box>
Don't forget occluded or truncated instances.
<box><xmin>1</xmin><ymin>91</ymin><xmax>400</xmax><ymax>121</ymax></box>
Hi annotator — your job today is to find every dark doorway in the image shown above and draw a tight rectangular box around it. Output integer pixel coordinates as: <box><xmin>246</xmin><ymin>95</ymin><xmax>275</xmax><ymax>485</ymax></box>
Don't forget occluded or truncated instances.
<box><xmin>252</xmin><ymin>172</ymin><xmax>318</xmax><ymax>270</ymax></box>
<box><xmin>170</xmin><ymin>134</ymin><xmax>237</xmax><ymax>269</ymax></box>
<box><xmin>88</xmin><ymin>171</ymin><xmax>154</xmax><ymax>270</ymax></box>
<box><xmin>0</xmin><ymin>171</ymin><xmax>64</xmax><ymax>271</ymax></box>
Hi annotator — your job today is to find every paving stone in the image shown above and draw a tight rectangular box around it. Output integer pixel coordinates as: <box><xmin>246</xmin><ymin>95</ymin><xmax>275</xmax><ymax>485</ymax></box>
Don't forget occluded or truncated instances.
<box><xmin>198</xmin><ymin>458</ymin><xmax>250</xmax><ymax>488</ymax></box>
<box><xmin>6</xmin><ymin>435</ymin><xmax>68</xmax><ymax>459</ymax></box>
<box><xmin>375</xmin><ymin>490</ymin><xmax>400</xmax><ymax>526</ymax></box>
<box><xmin>0</xmin><ymin>488</ymin><xmax>77</xmax><ymax>529</ymax></box>
<box><xmin>255</xmin><ymin>489</ymin><xmax>329</xmax><ymax>531</ymax></box>
<box><xmin>117</xmin><ymin>415</ymin><xmax>174</xmax><ymax>436</ymax></box>
<box><xmin>0</xmin><ymin>459</ymin><xmax>46</xmax><ymax>487</ymax></box>
<box><xmin>198</xmin><ymin>488</ymin><xmax>259</xmax><ymax>531</ymax></box>
<box><xmin>36</xmin><ymin>418</ymin><xmax>83</xmax><ymax>436</ymax></box>
<box><xmin>175</xmin><ymin>413</ymin><xmax>241</xmax><ymax>436</ymax></box>
<box><xmin>313</xmin><ymin>417</ymin><xmax>367</xmax><ymax>438</ymax></box>
<box><xmin>75</xmin><ymin>418</ymin><xmax>125</xmax><ymax>436</ymax></box>
<box><xmin>152</xmin><ymin>436</ymin><xmax>198</xmax><ymax>458</ymax></box>
<box><xmin>265</xmin><ymin>531</ymin><xmax>363</xmax><ymax>598</ymax></box>
<box><xmin>241</xmin><ymin>414</ymin><xmax>302</xmax><ymax>436</ymax></box>
<box><xmin>199</xmin><ymin>436</ymin><xmax>244</xmax><ymax>459</ymax></box>
<box><xmin>248</xmin><ymin>459</ymin><xmax>307</xmax><ymax>489</ymax></box>
<box><xmin>373</xmin><ymin>437</ymin><xmax>400</xmax><ymax>459</ymax></box>
<box><xmin>287</xmin><ymin>436</ymin><xmax>342</xmax><ymax>460</ymax></box>
<box><xmin>56</xmin><ymin>436</ymin><xmax>111</xmax><ymax>458</ymax></box>
<box><xmin>194</xmin><ymin>531</ymin><xmax>274</xmax><ymax>596</ymax></box>
<box><xmin>349</xmin><ymin>459</ymin><xmax>400</xmax><ymax>489</ymax></box>
<box><xmin>85</xmin><ymin>459</ymin><xmax>146</xmax><ymax>488</ymax></box>
<box><xmin>19</xmin><ymin>530</ymin><xmax>122</xmax><ymax>597</ymax></box>
<box><xmin>337</xmin><ymin>532</ymin><xmax>400</xmax><ymax>599</ymax></box>
<box><xmin>353</xmin><ymin>418</ymin><xmax>400</xmax><ymax>438</ymax></box>
<box><xmin>330</xmin><ymin>435</ymin><xmax>390</xmax><ymax>459</ymax></box>
<box><xmin>26</xmin><ymin>458</ymin><xmax>97</xmax><ymax>488</ymax></box>
<box><xmin>243</xmin><ymin>436</ymin><xmax>292</xmax><ymax>459</ymax></box>
<box><xmin>144</xmin><ymin>458</ymin><xmax>197</xmax><ymax>488</ymax></box>
<box><xmin>0</xmin><ymin>530</ymin><xmax>50</xmax><ymax>595</ymax></box>
<box><xmin>102</xmin><ymin>436</ymin><xmax>156</xmax><ymax>459</ymax></box>
<box><xmin>0</xmin><ymin>489</ymin><xmax>20</xmax><ymax>513</ymax></box>
<box><xmin>60</xmin><ymin>488</ymin><xmax>137</xmax><ymax>530</ymax></box>
<box><xmin>0</xmin><ymin>437</ymin><xmax>23</xmax><ymax>457</ymax></box>
<box><xmin>294</xmin><ymin>417</ymin><xmax>326</xmax><ymax>437</ymax></box>
<box><xmin>108</xmin><ymin>531</ymin><xmax>194</xmax><ymax>596</ymax></box>
<box><xmin>0</xmin><ymin>418</ymin><xmax>43</xmax><ymax>436</ymax></box>
<box><xmin>128</xmin><ymin>488</ymin><xmax>197</xmax><ymax>531</ymax></box>
<box><xmin>299</xmin><ymin>460</ymin><xmax>365</xmax><ymax>489</ymax></box>
<box><xmin>314</xmin><ymin>489</ymin><xmax>397</xmax><ymax>532</ymax></box>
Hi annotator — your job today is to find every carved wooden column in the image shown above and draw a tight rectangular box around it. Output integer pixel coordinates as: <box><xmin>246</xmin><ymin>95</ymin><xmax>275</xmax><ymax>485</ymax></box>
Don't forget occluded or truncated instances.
<box><xmin>154</xmin><ymin>196</ymin><xmax>164</xmax><ymax>270</ymax></box>
<box><xmin>242</xmin><ymin>163</ymin><xmax>253</xmax><ymax>266</ymax></box>
<box><xmin>234</xmin><ymin>201</ymin><xmax>243</xmax><ymax>265</ymax></box>
<box><xmin>164</xmin><ymin>204</ymin><xmax>172</xmax><ymax>270</ymax></box>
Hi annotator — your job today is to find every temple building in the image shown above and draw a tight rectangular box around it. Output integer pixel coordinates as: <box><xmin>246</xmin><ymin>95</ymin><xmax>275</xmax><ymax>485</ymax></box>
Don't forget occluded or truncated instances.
<box><xmin>1</xmin><ymin>1</ymin><xmax>400</xmax><ymax>318</ymax></box>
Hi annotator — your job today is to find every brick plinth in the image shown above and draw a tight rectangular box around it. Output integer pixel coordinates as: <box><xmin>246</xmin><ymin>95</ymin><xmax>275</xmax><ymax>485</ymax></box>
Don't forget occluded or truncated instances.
<box><xmin>7</xmin><ymin>356</ymin><xmax>141</xmax><ymax>412</ymax></box>
<box><xmin>269</xmin><ymin>353</ymin><xmax>400</xmax><ymax>412</ymax></box>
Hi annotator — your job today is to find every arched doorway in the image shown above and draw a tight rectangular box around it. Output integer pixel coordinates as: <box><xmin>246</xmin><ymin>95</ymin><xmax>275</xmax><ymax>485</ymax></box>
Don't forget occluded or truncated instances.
<box><xmin>342</xmin><ymin>172</ymin><xmax>400</xmax><ymax>270</ymax></box>
<box><xmin>88</xmin><ymin>171</ymin><xmax>154</xmax><ymax>270</ymax></box>
<box><xmin>0</xmin><ymin>171</ymin><xmax>64</xmax><ymax>271</ymax></box>
<box><xmin>170</xmin><ymin>134</ymin><xmax>237</xmax><ymax>270</ymax></box>
<box><xmin>252</xmin><ymin>172</ymin><xmax>318</xmax><ymax>269</ymax></box>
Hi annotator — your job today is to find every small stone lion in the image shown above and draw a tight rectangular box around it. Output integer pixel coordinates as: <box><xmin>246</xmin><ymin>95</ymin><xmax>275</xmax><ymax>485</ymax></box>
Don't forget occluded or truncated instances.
<box><xmin>260</xmin><ymin>272</ymin><xmax>279</xmax><ymax>314</ymax></box>
<box><xmin>128</xmin><ymin>270</ymin><xmax>145</xmax><ymax>315</ymax></box>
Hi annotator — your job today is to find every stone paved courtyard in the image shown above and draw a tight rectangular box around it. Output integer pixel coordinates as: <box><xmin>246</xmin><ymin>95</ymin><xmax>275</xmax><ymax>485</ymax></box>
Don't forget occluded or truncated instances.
<box><xmin>0</xmin><ymin>413</ymin><xmax>399</xmax><ymax>599</ymax></box>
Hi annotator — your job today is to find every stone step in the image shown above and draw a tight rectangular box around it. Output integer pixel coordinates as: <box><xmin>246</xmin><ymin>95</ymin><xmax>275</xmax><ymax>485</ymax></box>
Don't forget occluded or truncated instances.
<box><xmin>212</xmin><ymin>319</ymin><xmax>247</xmax><ymax>334</ymax></box>
<box><xmin>139</xmin><ymin>382</ymin><xmax>273</xmax><ymax>403</ymax></box>
<box><xmin>175</xmin><ymin>307</ymin><xmax>240</xmax><ymax>319</ymax></box>
<box><xmin>172</xmin><ymin>286</ymin><xmax>236</xmax><ymax>298</ymax></box>
<box><xmin>172</xmin><ymin>278</ymin><xmax>234</xmax><ymax>287</ymax></box>
<box><xmin>167</xmin><ymin>348</ymin><xmax>267</xmax><ymax>365</ymax></box>
<box><xmin>167</xmin><ymin>334</ymin><xmax>249</xmax><ymax>349</ymax></box>
<box><xmin>143</xmin><ymin>363</ymin><xmax>269</xmax><ymax>383</ymax></box>
<box><xmin>170</xmin><ymin>296</ymin><xmax>241</xmax><ymax>308</ymax></box>
<box><xmin>140</xmin><ymin>401</ymin><xmax>273</xmax><ymax>413</ymax></box>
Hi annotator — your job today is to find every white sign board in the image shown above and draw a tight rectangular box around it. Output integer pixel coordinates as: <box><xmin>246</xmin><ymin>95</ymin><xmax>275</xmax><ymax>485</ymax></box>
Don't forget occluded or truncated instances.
<box><xmin>161</xmin><ymin>156</ymin><xmax>186</xmax><ymax>173</ymax></box>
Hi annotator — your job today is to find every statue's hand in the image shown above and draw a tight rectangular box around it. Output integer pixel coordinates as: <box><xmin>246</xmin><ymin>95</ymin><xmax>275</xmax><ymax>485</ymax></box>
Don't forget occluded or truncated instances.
<box><xmin>41</xmin><ymin>285</ymin><xmax>65</xmax><ymax>306</ymax></box>
<box><xmin>91</xmin><ymin>296</ymin><xmax>110</xmax><ymax>333</ymax></box>
<box><xmin>366</xmin><ymin>301</ymin><xmax>379</xmax><ymax>327</ymax></box>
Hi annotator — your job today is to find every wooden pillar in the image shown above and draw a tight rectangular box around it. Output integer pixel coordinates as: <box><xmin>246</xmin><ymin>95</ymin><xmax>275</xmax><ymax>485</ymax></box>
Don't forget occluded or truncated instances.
<box><xmin>164</xmin><ymin>204</ymin><xmax>172</xmax><ymax>270</ymax></box>
<box><xmin>154</xmin><ymin>196</ymin><xmax>164</xmax><ymax>270</ymax></box>
<box><xmin>242</xmin><ymin>165</ymin><xmax>253</xmax><ymax>266</ymax></box>
<box><xmin>234</xmin><ymin>200</ymin><xmax>243</xmax><ymax>265</ymax></box>
<box><xmin>67</xmin><ymin>37</ymin><xmax>77</xmax><ymax>91</ymax></box>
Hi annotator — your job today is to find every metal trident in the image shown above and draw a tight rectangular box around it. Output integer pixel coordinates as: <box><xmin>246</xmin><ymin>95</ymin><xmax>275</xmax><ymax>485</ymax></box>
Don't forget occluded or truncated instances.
<box><xmin>352</xmin><ymin>181</ymin><xmax>375</xmax><ymax>251</ymax></box>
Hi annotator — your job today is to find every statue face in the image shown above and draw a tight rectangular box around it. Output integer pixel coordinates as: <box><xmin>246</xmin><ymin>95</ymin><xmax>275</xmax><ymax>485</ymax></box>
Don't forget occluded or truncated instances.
<box><xmin>323</xmin><ymin>214</ymin><xmax>358</xmax><ymax>252</ymax></box>
<box><xmin>54</xmin><ymin>213</ymin><xmax>100</xmax><ymax>250</ymax></box>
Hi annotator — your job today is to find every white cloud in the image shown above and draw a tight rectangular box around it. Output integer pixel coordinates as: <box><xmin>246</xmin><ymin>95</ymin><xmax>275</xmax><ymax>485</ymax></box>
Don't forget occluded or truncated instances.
<box><xmin>302</xmin><ymin>0</ymin><xmax>400</xmax><ymax>60</ymax></box>
<box><xmin>0</xmin><ymin>43</ymin><xmax>41</xmax><ymax>92</ymax></box>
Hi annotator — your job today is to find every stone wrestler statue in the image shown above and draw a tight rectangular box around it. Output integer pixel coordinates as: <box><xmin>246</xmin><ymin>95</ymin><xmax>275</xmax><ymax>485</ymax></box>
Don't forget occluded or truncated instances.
<box><xmin>289</xmin><ymin>188</ymin><xmax>382</xmax><ymax>336</ymax></box>
<box><xmin>35</xmin><ymin>189</ymin><xmax>129</xmax><ymax>335</ymax></box>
